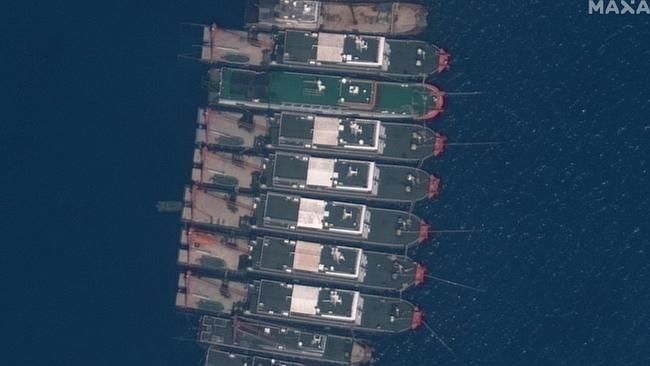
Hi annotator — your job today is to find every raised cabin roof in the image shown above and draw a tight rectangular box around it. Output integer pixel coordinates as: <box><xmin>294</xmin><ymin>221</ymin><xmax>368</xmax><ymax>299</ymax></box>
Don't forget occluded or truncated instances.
<box><xmin>257</xmin><ymin>237</ymin><xmax>362</xmax><ymax>279</ymax></box>
<box><xmin>262</xmin><ymin>194</ymin><xmax>365</xmax><ymax>235</ymax></box>
<box><xmin>283</xmin><ymin>31</ymin><xmax>384</xmax><ymax>68</ymax></box>
<box><xmin>269</xmin><ymin>153</ymin><xmax>375</xmax><ymax>192</ymax></box>
<box><xmin>255</xmin><ymin>281</ymin><xmax>360</xmax><ymax>322</ymax></box>
<box><xmin>277</xmin><ymin>113</ymin><xmax>380</xmax><ymax>151</ymax></box>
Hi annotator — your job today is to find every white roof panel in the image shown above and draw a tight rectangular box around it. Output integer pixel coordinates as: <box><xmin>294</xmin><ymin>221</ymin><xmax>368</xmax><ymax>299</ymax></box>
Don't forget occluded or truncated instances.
<box><xmin>292</xmin><ymin>241</ymin><xmax>322</xmax><ymax>272</ymax></box>
<box><xmin>297</xmin><ymin>198</ymin><xmax>326</xmax><ymax>229</ymax></box>
<box><xmin>306</xmin><ymin>157</ymin><xmax>335</xmax><ymax>188</ymax></box>
<box><xmin>316</xmin><ymin>33</ymin><xmax>345</xmax><ymax>63</ymax></box>
<box><xmin>312</xmin><ymin>116</ymin><xmax>340</xmax><ymax>146</ymax></box>
<box><xmin>290</xmin><ymin>285</ymin><xmax>320</xmax><ymax>315</ymax></box>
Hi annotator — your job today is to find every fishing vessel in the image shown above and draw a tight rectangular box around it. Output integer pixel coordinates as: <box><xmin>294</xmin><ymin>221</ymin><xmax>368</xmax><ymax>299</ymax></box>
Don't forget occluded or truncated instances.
<box><xmin>197</xmin><ymin>108</ymin><xmax>447</xmax><ymax>163</ymax></box>
<box><xmin>181</xmin><ymin>187</ymin><xmax>430</xmax><ymax>250</ymax></box>
<box><xmin>178</xmin><ymin>227</ymin><xmax>427</xmax><ymax>291</ymax></box>
<box><xmin>207</xmin><ymin>68</ymin><xmax>444</xmax><ymax>120</ymax></box>
<box><xmin>245</xmin><ymin>0</ymin><xmax>428</xmax><ymax>36</ymax></box>
<box><xmin>199</xmin><ymin>25</ymin><xmax>449</xmax><ymax>79</ymax></box>
<box><xmin>176</xmin><ymin>273</ymin><xmax>422</xmax><ymax>333</ymax></box>
<box><xmin>192</xmin><ymin>147</ymin><xmax>440</xmax><ymax>203</ymax></box>
<box><xmin>204</xmin><ymin>348</ymin><xmax>306</xmax><ymax>366</ymax></box>
<box><xmin>199</xmin><ymin>316</ymin><xmax>373</xmax><ymax>365</ymax></box>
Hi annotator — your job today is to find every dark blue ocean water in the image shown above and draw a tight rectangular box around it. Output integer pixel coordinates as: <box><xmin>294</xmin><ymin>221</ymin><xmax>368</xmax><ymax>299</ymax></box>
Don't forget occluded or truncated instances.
<box><xmin>3</xmin><ymin>1</ymin><xmax>649</xmax><ymax>365</ymax></box>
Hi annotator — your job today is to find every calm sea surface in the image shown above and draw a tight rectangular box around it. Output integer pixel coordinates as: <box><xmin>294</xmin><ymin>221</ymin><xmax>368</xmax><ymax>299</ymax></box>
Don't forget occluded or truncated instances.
<box><xmin>3</xmin><ymin>1</ymin><xmax>649</xmax><ymax>365</ymax></box>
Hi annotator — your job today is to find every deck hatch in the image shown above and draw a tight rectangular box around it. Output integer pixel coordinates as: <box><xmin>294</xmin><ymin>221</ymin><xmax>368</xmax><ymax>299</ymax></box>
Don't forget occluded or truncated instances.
<box><xmin>292</xmin><ymin>241</ymin><xmax>322</xmax><ymax>272</ymax></box>
<box><xmin>290</xmin><ymin>285</ymin><xmax>320</xmax><ymax>315</ymax></box>
<box><xmin>305</xmin><ymin>157</ymin><xmax>336</xmax><ymax>188</ymax></box>
<box><xmin>316</xmin><ymin>33</ymin><xmax>345</xmax><ymax>63</ymax></box>
<box><xmin>297</xmin><ymin>198</ymin><xmax>326</xmax><ymax>229</ymax></box>
<box><xmin>312</xmin><ymin>116</ymin><xmax>339</xmax><ymax>146</ymax></box>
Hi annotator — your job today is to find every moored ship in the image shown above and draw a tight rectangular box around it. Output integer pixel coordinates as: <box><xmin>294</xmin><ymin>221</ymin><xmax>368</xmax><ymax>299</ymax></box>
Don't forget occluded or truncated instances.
<box><xmin>176</xmin><ymin>273</ymin><xmax>422</xmax><ymax>333</ymax></box>
<box><xmin>205</xmin><ymin>348</ymin><xmax>306</xmax><ymax>366</ymax></box>
<box><xmin>200</xmin><ymin>25</ymin><xmax>449</xmax><ymax>79</ymax></box>
<box><xmin>181</xmin><ymin>187</ymin><xmax>430</xmax><ymax>250</ymax></box>
<box><xmin>199</xmin><ymin>316</ymin><xmax>373</xmax><ymax>365</ymax></box>
<box><xmin>191</xmin><ymin>147</ymin><xmax>440</xmax><ymax>204</ymax></box>
<box><xmin>245</xmin><ymin>0</ymin><xmax>428</xmax><ymax>36</ymax></box>
<box><xmin>207</xmin><ymin>68</ymin><xmax>444</xmax><ymax>120</ymax></box>
<box><xmin>178</xmin><ymin>227</ymin><xmax>427</xmax><ymax>291</ymax></box>
<box><xmin>197</xmin><ymin>108</ymin><xmax>447</xmax><ymax>163</ymax></box>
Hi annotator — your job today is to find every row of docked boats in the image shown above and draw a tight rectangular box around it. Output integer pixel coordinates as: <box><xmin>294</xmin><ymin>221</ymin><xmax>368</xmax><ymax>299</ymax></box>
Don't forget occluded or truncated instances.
<box><xmin>175</xmin><ymin>1</ymin><xmax>449</xmax><ymax>365</ymax></box>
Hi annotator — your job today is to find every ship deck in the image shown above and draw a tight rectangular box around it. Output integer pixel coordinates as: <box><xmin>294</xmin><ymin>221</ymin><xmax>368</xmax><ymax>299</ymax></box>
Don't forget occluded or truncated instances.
<box><xmin>282</xmin><ymin>31</ymin><xmax>385</xmax><ymax>70</ymax></box>
<box><xmin>269</xmin><ymin>112</ymin><xmax>441</xmax><ymax>162</ymax></box>
<box><xmin>197</xmin><ymin>108</ymin><xmax>269</xmax><ymax>149</ymax></box>
<box><xmin>255</xmin><ymin>237</ymin><xmax>362</xmax><ymax>279</ymax></box>
<box><xmin>252</xmin><ymin>237</ymin><xmax>417</xmax><ymax>290</ymax></box>
<box><xmin>255</xmin><ymin>0</ymin><xmax>321</xmax><ymax>30</ymax></box>
<box><xmin>205</xmin><ymin>348</ymin><xmax>305</xmax><ymax>366</ymax></box>
<box><xmin>182</xmin><ymin>186</ymin><xmax>253</xmax><ymax>229</ymax></box>
<box><xmin>177</xmin><ymin>274</ymin><xmax>248</xmax><ymax>315</ymax></box>
<box><xmin>249</xmin><ymin>280</ymin><xmax>414</xmax><ymax>332</ymax></box>
<box><xmin>255</xmin><ymin>193</ymin><xmax>424</xmax><ymax>247</ymax></box>
<box><xmin>274</xmin><ymin>113</ymin><xmax>381</xmax><ymax>152</ymax></box>
<box><xmin>200</xmin><ymin>316</ymin><xmax>366</xmax><ymax>365</ymax></box>
<box><xmin>319</xmin><ymin>3</ymin><xmax>426</xmax><ymax>35</ymax></box>
<box><xmin>201</xmin><ymin>26</ymin><xmax>273</xmax><ymax>65</ymax></box>
<box><xmin>193</xmin><ymin>148</ymin><xmax>262</xmax><ymax>189</ymax></box>
<box><xmin>258</xmin><ymin>193</ymin><xmax>366</xmax><ymax>236</ymax></box>
<box><xmin>263</xmin><ymin>153</ymin><xmax>375</xmax><ymax>193</ymax></box>
<box><xmin>386</xmin><ymin>38</ymin><xmax>440</xmax><ymax>76</ymax></box>
<box><xmin>251</xmin><ymin>1</ymin><xmax>427</xmax><ymax>36</ymax></box>
<box><xmin>214</xmin><ymin>68</ymin><xmax>439</xmax><ymax>118</ymax></box>
<box><xmin>198</xmin><ymin>109</ymin><xmax>440</xmax><ymax>163</ymax></box>
<box><xmin>254</xmin><ymin>281</ymin><xmax>360</xmax><ymax>322</ymax></box>
<box><xmin>178</xmin><ymin>228</ymin><xmax>250</xmax><ymax>271</ymax></box>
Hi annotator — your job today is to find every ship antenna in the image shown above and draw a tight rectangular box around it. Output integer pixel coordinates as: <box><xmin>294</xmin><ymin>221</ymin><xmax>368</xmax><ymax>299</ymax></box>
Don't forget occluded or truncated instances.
<box><xmin>444</xmin><ymin>91</ymin><xmax>483</xmax><ymax>96</ymax></box>
<box><xmin>424</xmin><ymin>274</ymin><xmax>485</xmax><ymax>293</ymax></box>
<box><xmin>421</xmin><ymin>320</ymin><xmax>468</xmax><ymax>366</ymax></box>
<box><xmin>400</xmin><ymin>228</ymin><xmax>481</xmax><ymax>235</ymax></box>
<box><xmin>445</xmin><ymin>141</ymin><xmax>502</xmax><ymax>147</ymax></box>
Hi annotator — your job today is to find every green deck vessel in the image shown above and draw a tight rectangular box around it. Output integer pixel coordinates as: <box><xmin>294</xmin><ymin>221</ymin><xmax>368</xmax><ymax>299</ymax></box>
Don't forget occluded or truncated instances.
<box><xmin>208</xmin><ymin>68</ymin><xmax>444</xmax><ymax>120</ymax></box>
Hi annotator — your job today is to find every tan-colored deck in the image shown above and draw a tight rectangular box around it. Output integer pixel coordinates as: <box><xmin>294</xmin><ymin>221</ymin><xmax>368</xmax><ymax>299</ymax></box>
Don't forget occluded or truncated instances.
<box><xmin>192</xmin><ymin>148</ymin><xmax>262</xmax><ymax>187</ymax></box>
<box><xmin>184</xmin><ymin>187</ymin><xmax>254</xmax><ymax>228</ymax></box>
<box><xmin>391</xmin><ymin>3</ymin><xmax>427</xmax><ymax>35</ymax></box>
<box><xmin>182</xmin><ymin>229</ymin><xmax>250</xmax><ymax>271</ymax></box>
<box><xmin>320</xmin><ymin>3</ymin><xmax>426</xmax><ymax>35</ymax></box>
<box><xmin>198</xmin><ymin>109</ymin><xmax>268</xmax><ymax>148</ymax></box>
<box><xmin>201</xmin><ymin>26</ymin><xmax>273</xmax><ymax>65</ymax></box>
<box><xmin>184</xmin><ymin>275</ymin><xmax>247</xmax><ymax>312</ymax></box>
